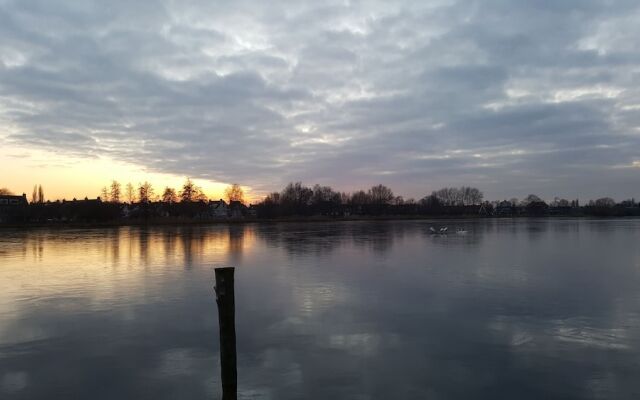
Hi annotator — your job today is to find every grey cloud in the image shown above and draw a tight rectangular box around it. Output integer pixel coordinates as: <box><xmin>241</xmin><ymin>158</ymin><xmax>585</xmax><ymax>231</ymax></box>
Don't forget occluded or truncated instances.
<box><xmin>1</xmin><ymin>0</ymin><xmax>639</xmax><ymax>199</ymax></box>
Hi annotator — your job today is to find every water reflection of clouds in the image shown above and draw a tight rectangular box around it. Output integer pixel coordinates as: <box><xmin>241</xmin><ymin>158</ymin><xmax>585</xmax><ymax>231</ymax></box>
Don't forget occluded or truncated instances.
<box><xmin>0</xmin><ymin>290</ymin><xmax>220</xmax><ymax>399</ymax></box>
<box><xmin>256</xmin><ymin>220</ymin><xmax>487</xmax><ymax>258</ymax></box>
<box><xmin>327</xmin><ymin>333</ymin><xmax>400</xmax><ymax>357</ymax></box>
<box><xmin>294</xmin><ymin>283</ymin><xmax>346</xmax><ymax>318</ymax></box>
<box><xmin>552</xmin><ymin>321</ymin><xmax>630</xmax><ymax>350</ymax></box>
<box><xmin>1</xmin><ymin>371</ymin><xmax>28</xmax><ymax>393</ymax></box>
<box><xmin>1</xmin><ymin>220</ymin><xmax>640</xmax><ymax>399</ymax></box>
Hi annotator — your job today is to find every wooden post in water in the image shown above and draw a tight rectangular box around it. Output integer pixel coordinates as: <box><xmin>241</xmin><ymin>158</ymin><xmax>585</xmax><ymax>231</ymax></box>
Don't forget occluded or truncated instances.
<box><xmin>215</xmin><ymin>267</ymin><xmax>237</xmax><ymax>400</ymax></box>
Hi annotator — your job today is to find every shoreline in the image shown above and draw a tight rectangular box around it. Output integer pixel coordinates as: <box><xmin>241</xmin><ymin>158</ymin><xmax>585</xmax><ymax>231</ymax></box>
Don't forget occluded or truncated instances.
<box><xmin>1</xmin><ymin>214</ymin><xmax>636</xmax><ymax>229</ymax></box>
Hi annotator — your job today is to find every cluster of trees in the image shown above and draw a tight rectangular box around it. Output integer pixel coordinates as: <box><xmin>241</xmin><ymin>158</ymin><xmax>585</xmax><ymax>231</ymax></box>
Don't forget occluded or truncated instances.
<box><xmin>500</xmin><ymin>194</ymin><xmax>579</xmax><ymax>207</ymax></box>
<box><xmin>497</xmin><ymin>194</ymin><xmax>636</xmax><ymax>209</ymax></box>
<box><xmin>261</xmin><ymin>183</ymin><xmax>399</xmax><ymax>213</ymax></box>
<box><xmin>256</xmin><ymin>183</ymin><xmax>640</xmax><ymax>218</ymax></box>
<box><xmin>583</xmin><ymin>197</ymin><xmax>638</xmax><ymax>216</ymax></box>
<box><xmin>98</xmin><ymin>179</ymin><xmax>245</xmax><ymax>204</ymax></box>
<box><xmin>1</xmin><ymin>185</ymin><xmax>46</xmax><ymax>203</ymax></box>
<box><xmin>3</xmin><ymin>178</ymin><xmax>250</xmax><ymax>223</ymax></box>
<box><xmin>4</xmin><ymin>179</ymin><xmax>640</xmax><ymax>223</ymax></box>
<box><xmin>423</xmin><ymin>186</ymin><xmax>483</xmax><ymax>206</ymax></box>
<box><xmin>493</xmin><ymin>194</ymin><xmax>639</xmax><ymax>217</ymax></box>
<box><xmin>262</xmin><ymin>183</ymin><xmax>431</xmax><ymax>208</ymax></box>
<box><xmin>31</xmin><ymin>185</ymin><xmax>45</xmax><ymax>203</ymax></box>
<box><xmin>257</xmin><ymin>182</ymin><xmax>485</xmax><ymax>217</ymax></box>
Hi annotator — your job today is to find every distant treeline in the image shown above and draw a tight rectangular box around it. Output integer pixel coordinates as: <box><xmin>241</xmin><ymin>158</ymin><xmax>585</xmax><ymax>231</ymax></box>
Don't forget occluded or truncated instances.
<box><xmin>1</xmin><ymin>181</ymin><xmax>639</xmax><ymax>224</ymax></box>
<box><xmin>254</xmin><ymin>183</ymin><xmax>639</xmax><ymax>218</ymax></box>
<box><xmin>256</xmin><ymin>183</ymin><xmax>484</xmax><ymax>217</ymax></box>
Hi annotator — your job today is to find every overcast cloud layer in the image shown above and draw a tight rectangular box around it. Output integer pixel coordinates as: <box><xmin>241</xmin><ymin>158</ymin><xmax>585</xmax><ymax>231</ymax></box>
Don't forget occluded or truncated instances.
<box><xmin>1</xmin><ymin>0</ymin><xmax>639</xmax><ymax>199</ymax></box>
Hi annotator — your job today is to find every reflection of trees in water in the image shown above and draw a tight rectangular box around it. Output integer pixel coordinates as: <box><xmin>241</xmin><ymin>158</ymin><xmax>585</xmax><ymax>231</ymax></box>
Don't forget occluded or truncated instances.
<box><xmin>158</xmin><ymin>225</ymin><xmax>246</xmax><ymax>268</ymax></box>
<box><xmin>349</xmin><ymin>222</ymin><xmax>400</xmax><ymax>254</ymax></box>
<box><xmin>551</xmin><ymin>219</ymin><xmax>581</xmax><ymax>234</ymax></box>
<box><xmin>427</xmin><ymin>218</ymin><xmax>565</xmax><ymax>245</ymax></box>
<box><xmin>3</xmin><ymin>228</ymin><xmax>126</xmax><ymax>264</ymax></box>
<box><xmin>473</xmin><ymin>219</ymin><xmax>518</xmax><ymax>237</ymax></box>
<box><xmin>1</xmin><ymin>221</ymin><xmax>488</xmax><ymax>267</ymax></box>
<box><xmin>470</xmin><ymin>218</ymin><xmax>532</xmax><ymax>240</ymax></box>
<box><xmin>6</xmin><ymin>229</ymin><xmax>45</xmax><ymax>260</ymax></box>
<box><xmin>1</xmin><ymin>229</ymin><xmax>29</xmax><ymax>259</ymax></box>
<box><xmin>100</xmin><ymin>227</ymin><xmax>120</xmax><ymax>266</ymax></box>
<box><xmin>138</xmin><ymin>227</ymin><xmax>151</xmax><ymax>266</ymax></box>
<box><xmin>34</xmin><ymin>233</ymin><xmax>44</xmax><ymax>260</ymax></box>
<box><xmin>4</xmin><ymin>221</ymin><xmax>637</xmax><ymax>400</ymax></box>
<box><xmin>135</xmin><ymin>226</ymin><xmax>212</xmax><ymax>268</ymax></box>
<box><xmin>1</xmin><ymin>226</ymin><xmax>245</xmax><ymax>268</ymax></box>
<box><xmin>1</xmin><ymin>220</ymin><xmax>489</xmax><ymax>267</ymax></box>
<box><xmin>589</xmin><ymin>219</ymin><xmax>630</xmax><ymax>235</ymax></box>
<box><xmin>255</xmin><ymin>223</ymin><xmax>343</xmax><ymax>256</ymax></box>
<box><xmin>253</xmin><ymin>220</ymin><xmax>488</xmax><ymax>257</ymax></box>
<box><xmin>180</xmin><ymin>227</ymin><xmax>197</xmax><ymax>268</ymax></box>
<box><xmin>437</xmin><ymin>218</ymin><xmax>587</xmax><ymax>244</ymax></box>
<box><xmin>228</xmin><ymin>225</ymin><xmax>244</xmax><ymax>265</ymax></box>
<box><xmin>524</xmin><ymin>219</ymin><xmax>550</xmax><ymax>242</ymax></box>
<box><xmin>164</xmin><ymin>226</ymin><xmax>208</xmax><ymax>269</ymax></box>
<box><xmin>257</xmin><ymin>223</ymin><xmax>343</xmax><ymax>256</ymax></box>
<box><xmin>255</xmin><ymin>221</ymin><xmax>419</xmax><ymax>256</ymax></box>
<box><xmin>161</xmin><ymin>226</ymin><xmax>180</xmax><ymax>261</ymax></box>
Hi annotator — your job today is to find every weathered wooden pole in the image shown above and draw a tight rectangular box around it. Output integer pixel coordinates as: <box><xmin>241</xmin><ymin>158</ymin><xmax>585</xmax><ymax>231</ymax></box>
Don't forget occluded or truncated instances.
<box><xmin>215</xmin><ymin>267</ymin><xmax>237</xmax><ymax>400</ymax></box>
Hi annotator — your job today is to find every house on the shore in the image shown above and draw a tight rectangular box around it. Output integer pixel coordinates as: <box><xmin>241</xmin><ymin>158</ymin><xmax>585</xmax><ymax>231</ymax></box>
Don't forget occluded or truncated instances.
<box><xmin>228</xmin><ymin>200</ymin><xmax>247</xmax><ymax>218</ymax></box>
<box><xmin>478</xmin><ymin>202</ymin><xmax>494</xmax><ymax>216</ymax></box>
<box><xmin>549</xmin><ymin>205</ymin><xmax>573</xmax><ymax>216</ymax></box>
<box><xmin>496</xmin><ymin>200</ymin><xmax>515</xmax><ymax>216</ymax></box>
<box><xmin>58</xmin><ymin>197</ymin><xmax>111</xmax><ymax>221</ymax></box>
<box><xmin>0</xmin><ymin>193</ymin><xmax>28</xmax><ymax>222</ymax></box>
<box><xmin>209</xmin><ymin>199</ymin><xmax>229</xmax><ymax>218</ymax></box>
<box><xmin>526</xmin><ymin>200</ymin><xmax>549</xmax><ymax>216</ymax></box>
<box><xmin>246</xmin><ymin>204</ymin><xmax>258</xmax><ymax>217</ymax></box>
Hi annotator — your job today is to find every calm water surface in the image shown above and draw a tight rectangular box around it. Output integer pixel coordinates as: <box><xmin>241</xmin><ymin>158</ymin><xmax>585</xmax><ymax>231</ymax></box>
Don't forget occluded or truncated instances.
<box><xmin>1</xmin><ymin>219</ymin><xmax>640</xmax><ymax>399</ymax></box>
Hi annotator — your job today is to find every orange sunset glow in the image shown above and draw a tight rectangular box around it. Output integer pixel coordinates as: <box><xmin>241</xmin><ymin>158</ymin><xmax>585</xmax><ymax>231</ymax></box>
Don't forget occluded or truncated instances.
<box><xmin>0</xmin><ymin>144</ymin><xmax>255</xmax><ymax>202</ymax></box>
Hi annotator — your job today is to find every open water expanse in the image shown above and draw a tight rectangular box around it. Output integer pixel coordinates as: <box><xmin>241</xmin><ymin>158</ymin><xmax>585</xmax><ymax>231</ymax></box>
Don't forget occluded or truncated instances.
<box><xmin>1</xmin><ymin>219</ymin><xmax>640</xmax><ymax>399</ymax></box>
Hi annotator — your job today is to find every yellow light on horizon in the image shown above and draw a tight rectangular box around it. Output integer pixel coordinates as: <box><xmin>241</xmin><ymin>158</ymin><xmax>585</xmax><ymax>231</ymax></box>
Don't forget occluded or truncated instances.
<box><xmin>0</xmin><ymin>143</ymin><xmax>256</xmax><ymax>202</ymax></box>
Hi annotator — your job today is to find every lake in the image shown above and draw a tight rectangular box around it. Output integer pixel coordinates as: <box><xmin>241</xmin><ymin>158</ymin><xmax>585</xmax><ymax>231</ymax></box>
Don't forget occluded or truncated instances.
<box><xmin>1</xmin><ymin>219</ymin><xmax>640</xmax><ymax>399</ymax></box>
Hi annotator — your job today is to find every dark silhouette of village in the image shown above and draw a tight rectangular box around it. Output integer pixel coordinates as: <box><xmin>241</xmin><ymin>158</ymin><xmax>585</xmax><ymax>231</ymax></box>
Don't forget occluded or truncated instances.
<box><xmin>1</xmin><ymin>179</ymin><xmax>638</xmax><ymax>225</ymax></box>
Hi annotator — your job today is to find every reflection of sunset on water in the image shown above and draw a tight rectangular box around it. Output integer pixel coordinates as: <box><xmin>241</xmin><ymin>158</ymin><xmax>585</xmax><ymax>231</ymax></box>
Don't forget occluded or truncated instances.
<box><xmin>2</xmin><ymin>220</ymin><xmax>640</xmax><ymax>399</ymax></box>
<box><xmin>2</xmin><ymin>226</ymin><xmax>257</xmax><ymax>265</ymax></box>
<box><xmin>0</xmin><ymin>226</ymin><xmax>257</xmax><ymax>324</ymax></box>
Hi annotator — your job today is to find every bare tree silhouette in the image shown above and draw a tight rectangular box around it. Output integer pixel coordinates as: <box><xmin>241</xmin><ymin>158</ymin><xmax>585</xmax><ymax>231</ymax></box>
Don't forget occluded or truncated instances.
<box><xmin>225</xmin><ymin>184</ymin><xmax>245</xmax><ymax>204</ymax></box>
<box><xmin>125</xmin><ymin>183</ymin><xmax>136</xmax><ymax>204</ymax></box>
<box><xmin>110</xmin><ymin>180</ymin><xmax>121</xmax><ymax>203</ymax></box>
<box><xmin>138</xmin><ymin>181</ymin><xmax>154</xmax><ymax>203</ymax></box>
<box><xmin>594</xmin><ymin>197</ymin><xmax>615</xmax><ymax>207</ymax></box>
<box><xmin>522</xmin><ymin>194</ymin><xmax>542</xmax><ymax>205</ymax></box>
<box><xmin>180</xmin><ymin>178</ymin><xmax>207</xmax><ymax>202</ymax></box>
<box><xmin>37</xmin><ymin>185</ymin><xmax>44</xmax><ymax>203</ymax></box>
<box><xmin>162</xmin><ymin>187</ymin><xmax>178</xmax><ymax>204</ymax></box>
<box><xmin>368</xmin><ymin>184</ymin><xmax>394</xmax><ymax>205</ymax></box>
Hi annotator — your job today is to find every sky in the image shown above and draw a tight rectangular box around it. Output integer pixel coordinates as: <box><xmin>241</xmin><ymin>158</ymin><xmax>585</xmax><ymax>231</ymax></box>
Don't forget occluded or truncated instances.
<box><xmin>1</xmin><ymin>0</ymin><xmax>639</xmax><ymax>202</ymax></box>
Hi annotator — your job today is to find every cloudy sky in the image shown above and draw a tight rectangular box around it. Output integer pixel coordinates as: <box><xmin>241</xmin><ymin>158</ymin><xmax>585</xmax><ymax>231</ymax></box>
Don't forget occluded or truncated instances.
<box><xmin>1</xmin><ymin>0</ymin><xmax>639</xmax><ymax>201</ymax></box>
